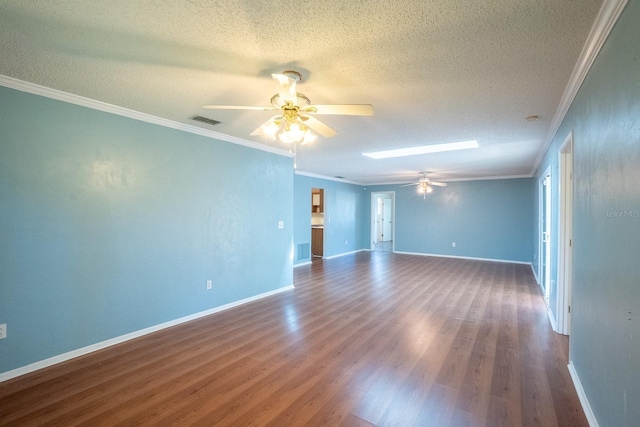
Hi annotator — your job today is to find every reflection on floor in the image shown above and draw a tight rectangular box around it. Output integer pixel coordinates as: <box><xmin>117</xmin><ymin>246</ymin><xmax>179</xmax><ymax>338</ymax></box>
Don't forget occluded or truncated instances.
<box><xmin>373</xmin><ymin>240</ymin><xmax>393</xmax><ymax>252</ymax></box>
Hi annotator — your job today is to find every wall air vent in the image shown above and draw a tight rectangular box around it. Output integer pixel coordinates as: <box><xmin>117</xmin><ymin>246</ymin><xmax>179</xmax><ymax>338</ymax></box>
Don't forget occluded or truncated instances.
<box><xmin>297</xmin><ymin>243</ymin><xmax>310</xmax><ymax>260</ymax></box>
<box><xmin>192</xmin><ymin>115</ymin><xmax>221</xmax><ymax>126</ymax></box>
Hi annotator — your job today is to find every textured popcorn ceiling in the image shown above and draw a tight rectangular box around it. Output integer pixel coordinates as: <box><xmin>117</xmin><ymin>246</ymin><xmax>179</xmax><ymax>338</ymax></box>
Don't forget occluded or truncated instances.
<box><xmin>0</xmin><ymin>0</ymin><xmax>603</xmax><ymax>184</ymax></box>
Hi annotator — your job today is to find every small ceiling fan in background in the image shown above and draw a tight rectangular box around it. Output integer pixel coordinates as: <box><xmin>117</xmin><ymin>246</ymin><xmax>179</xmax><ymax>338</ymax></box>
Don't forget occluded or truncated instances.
<box><xmin>401</xmin><ymin>173</ymin><xmax>447</xmax><ymax>198</ymax></box>
<box><xmin>202</xmin><ymin>70</ymin><xmax>374</xmax><ymax>147</ymax></box>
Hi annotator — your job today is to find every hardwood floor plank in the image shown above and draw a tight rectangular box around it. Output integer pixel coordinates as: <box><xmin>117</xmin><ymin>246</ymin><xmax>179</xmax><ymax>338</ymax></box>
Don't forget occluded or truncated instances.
<box><xmin>339</xmin><ymin>413</ymin><xmax>377</xmax><ymax>427</ymax></box>
<box><xmin>449</xmin><ymin>408</ymin><xmax>487</xmax><ymax>427</ymax></box>
<box><xmin>0</xmin><ymin>253</ymin><xmax>588</xmax><ymax>427</ymax></box>
<box><xmin>455</xmin><ymin>342</ymin><xmax>496</xmax><ymax>419</ymax></box>
<box><xmin>196</xmin><ymin>320</ymin><xmax>391</xmax><ymax>426</ymax></box>
<box><xmin>414</xmin><ymin>383</ymin><xmax>460</xmax><ymax>426</ymax></box>
<box><xmin>487</xmin><ymin>395</ymin><xmax>520</xmax><ymax>427</ymax></box>
<box><xmin>434</xmin><ymin>337</ymin><xmax>476</xmax><ymax>390</ymax></box>
<box><xmin>291</xmin><ymin>384</ymin><xmax>366</xmax><ymax>426</ymax></box>
<box><xmin>519</xmin><ymin>363</ymin><xmax>559</xmax><ymax>427</ymax></box>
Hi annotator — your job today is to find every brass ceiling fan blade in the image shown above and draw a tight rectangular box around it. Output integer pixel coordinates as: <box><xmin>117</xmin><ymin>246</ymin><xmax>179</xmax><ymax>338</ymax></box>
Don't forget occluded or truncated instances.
<box><xmin>430</xmin><ymin>181</ymin><xmax>447</xmax><ymax>187</ymax></box>
<box><xmin>399</xmin><ymin>183</ymin><xmax>418</xmax><ymax>187</ymax></box>
<box><xmin>300</xmin><ymin>116</ymin><xmax>338</xmax><ymax>138</ymax></box>
<box><xmin>202</xmin><ymin>105</ymin><xmax>274</xmax><ymax>111</ymax></box>
<box><xmin>309</xmin><ymin>104</ymin><xmax>374</xmax><ymax>116</ymax></box>
<box><xmin>272</xmin><ymin>73</ymin><xmax>298</xmax><ymax>105</ymax></box>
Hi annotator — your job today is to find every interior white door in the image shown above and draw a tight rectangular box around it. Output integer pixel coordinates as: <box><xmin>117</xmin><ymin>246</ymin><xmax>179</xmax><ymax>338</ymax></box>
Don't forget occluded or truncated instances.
<box><xmin>382</xmin><ymin>198</ymin><xmax>392</xmax><ymax>242</ymax></box>
<box><xmin>376</xmin><ymin>197</ymin><xmax>383</xmax><ymax>242</ymax></box>
<box><xmin>540</xmin><ymin>171</ymin><xmax>552</xmax><ymax>305</ymax></box>
<box><xmin>557</xmin><ymin>134</ymin><xmax>573</xmax><ymax>335</ymax></box>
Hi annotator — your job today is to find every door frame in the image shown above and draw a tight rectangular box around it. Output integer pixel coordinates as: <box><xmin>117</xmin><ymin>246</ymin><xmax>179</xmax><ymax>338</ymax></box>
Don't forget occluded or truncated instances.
<box><xmin>370</xmin><ymin>191</ymin><xmax>395</xmax><ymax>251</ymax></box>
<box><xmin>538</xmin><ymin>166</ymin><xmax>552</xmax><ymax>307</ymax></box>
<box><xmin>557</xmin><ymin>132</ymin><xmax>574</xmax><ymax>335</ymax></box>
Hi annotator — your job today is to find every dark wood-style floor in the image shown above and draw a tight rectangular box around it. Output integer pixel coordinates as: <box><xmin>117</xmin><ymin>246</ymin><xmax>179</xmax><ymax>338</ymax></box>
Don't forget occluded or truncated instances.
<box><xmin>0</xmin><ymin>252</ymin><xmax>588</xmax><ymax>426</ymax></box>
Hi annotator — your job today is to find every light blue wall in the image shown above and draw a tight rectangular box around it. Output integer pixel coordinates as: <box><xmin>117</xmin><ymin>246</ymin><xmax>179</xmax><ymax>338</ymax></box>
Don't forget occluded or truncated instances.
<box><xmin>0</xmin><ymin>86</ymin><xmax>293</xmax><ymax>374</ymax></box>
<box><xmin>293</xmin><ymin>174</ymin><xmax>368</xmax><ymax>264</ymax></box>
<box><xmin>533</xmin><ymin>1</ymin><xmax>640</xmax><ymax>425</ymax></box>
<box><xmin>368</xmin><ymin>178</ymin><xmax>534</xmax><ymax>263</ymax></box>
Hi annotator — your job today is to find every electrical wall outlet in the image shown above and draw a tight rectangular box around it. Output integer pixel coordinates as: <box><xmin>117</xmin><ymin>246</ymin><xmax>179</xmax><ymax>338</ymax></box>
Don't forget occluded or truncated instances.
<box><xmin>452</xmin><ymin>242</ymin><xmax>456</xmax><ymax>248</ymax></box>
<box><xmin>206</xmin><ymin>280</ymin><xmax>212</xmax><ymax>290</ymax></box>
<box><xmin>0</xmin><ymin>324</ymin><xmax>6</xmax><ymax>339</ymax></box>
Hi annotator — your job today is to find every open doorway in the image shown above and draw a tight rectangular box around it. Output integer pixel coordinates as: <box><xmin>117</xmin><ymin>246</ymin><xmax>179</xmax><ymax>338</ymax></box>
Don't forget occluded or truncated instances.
<box><xmin>311</xmin><ymin>188</ymin><xmax>324</xmax><ymax>260</ymax></box>
<box><xmin>557</xmin><ymin>132</ymin><xmax>574</xmax><ymax>335</ymax></box>
<box><xmin>539</xmin><ymin>167</ymin><xmax>552</xmax><ymax>308</ymax></box>
<box><xmin>371</xmin><ymin>192</ymin><xmax>395</xmax><ymax>252</ymax></box>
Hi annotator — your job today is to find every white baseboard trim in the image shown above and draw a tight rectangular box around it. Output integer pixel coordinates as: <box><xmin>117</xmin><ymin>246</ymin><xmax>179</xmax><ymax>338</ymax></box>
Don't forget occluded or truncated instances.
<box><xmin>0</xmin><ymin>284</ymin><xmax>294</xmax><ymax>383</ymax></box>
<box><xmin>568</xmin><ymin>361</ymin><xmax>599</xmax><ymax>427</ymax></box>
<box><xmin>293</xmin><ymin>261</ymin><xmax>312</xmax><ymax>267</ymax></box>
<box><xmin>324</xmin><ymin>249</ymin><xmax>366</xmax><ymax>260</ymax></box>
<box><xmin>393</xmin><ymin>251</ymin><xmax>533</xmax><ymax>266</ymax></box>
<box><xmin>531</xmin><ymin>263</ymin><xmax>540</xmax><ymax>284</ymax></box>
<box><xmin>547</xmin><ymin>306</ymin><xmax>558</xmax><ymax>332</ymax></box>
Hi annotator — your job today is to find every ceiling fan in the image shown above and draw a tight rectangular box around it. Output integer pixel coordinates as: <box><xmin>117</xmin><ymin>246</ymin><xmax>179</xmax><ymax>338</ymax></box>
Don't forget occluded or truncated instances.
<box><xmin>401</xmin><ymin>173</ymin><xmax>447</xmax><ymax>198</ymax></box>
<box><xmin>202</xmin><ymin>70</ymin><xmax>373</xmax><ymax>145</ymax></box>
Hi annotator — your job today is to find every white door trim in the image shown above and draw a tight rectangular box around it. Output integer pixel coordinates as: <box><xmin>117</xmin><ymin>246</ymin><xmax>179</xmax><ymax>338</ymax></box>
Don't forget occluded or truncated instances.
<box><xmin>538</xmin><ymin>167</ymin><xmax>552</xmax><ymax>299</ymax></box>
<box><xmin>557</xmin><ymin>132</ymin><xmax>574</xmax><ymax>335</ymax></box>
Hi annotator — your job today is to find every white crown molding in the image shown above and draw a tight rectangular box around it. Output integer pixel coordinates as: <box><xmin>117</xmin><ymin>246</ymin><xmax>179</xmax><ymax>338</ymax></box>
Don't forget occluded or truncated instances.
<box><xmin>532</xmin><ymin>0</ymin><xmax>629</xmax><ymax>174</ymax></box>
<box><xmin>367</xmin><ymin>173</ymin><xmax>533</xmax><ymax>187</ymax></box>
<box><xmin>294</xmin><ymin>170</ymin><xmax>363</xmax><ymax>185</ymax></box>
<box><xmin>0</xmin><ymin>75</ymin><xmax>293</xmax><ymax>158</ymax></box>
<box><xmin>426</xmin><ymin>174</ymin><xmax>533</xmax><ymax>183</ymax></box>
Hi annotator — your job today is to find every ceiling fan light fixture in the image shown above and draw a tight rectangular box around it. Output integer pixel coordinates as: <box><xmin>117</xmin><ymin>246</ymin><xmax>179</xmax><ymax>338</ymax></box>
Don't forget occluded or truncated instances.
<box><xmin>278</xmin><ymin>130</ymin><xmax>295</xmax><ymax>144</ymax></box>
<box><xmin>416</xmin><ymin>181</ymin><xmax>433</xmax><ymax>199</ymax></box>
<box><xmin>263</xmin><ymin>119</ymin><xmax>281</xmax><ymax>138</ymax></box>
<box><xmin>289</xmin><ymin>122</ymin><xmax>304</xmax><ymax>139</ymax></box>
<box><xmin>400</xmin><ymin>173</ymin><xmax>446</xmax><ymax>198</ymax></box>
<box><xmin>417</xmin><ymin>182</ymin><xmax>433</xmax><ymax>194</ymax></box>
<box><xmin>302</xmin><ymin>130</ymin><xmax>317</xmax><ymax>145</ymax></box>
<box><xmin>274</xmin><ymin>119</ymin><xmax>316</xmax><ymax>145</ymax></box>
<box><xmin>206</xmin><ymin>70</ymin><xmax>371</xmax><ymax>147</ymax></box>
